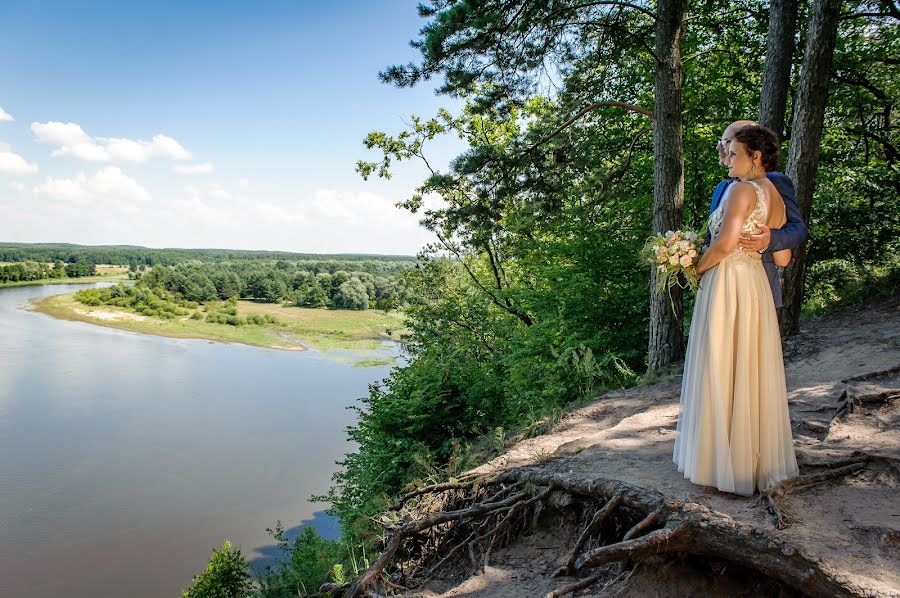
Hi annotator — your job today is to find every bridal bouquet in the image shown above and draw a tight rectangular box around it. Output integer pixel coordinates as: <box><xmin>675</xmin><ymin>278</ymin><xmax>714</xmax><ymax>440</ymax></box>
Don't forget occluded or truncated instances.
<box><xmin>642</xmin><ymin>229</ymin><xmax>702</xmax><ymax>292</ymax></box>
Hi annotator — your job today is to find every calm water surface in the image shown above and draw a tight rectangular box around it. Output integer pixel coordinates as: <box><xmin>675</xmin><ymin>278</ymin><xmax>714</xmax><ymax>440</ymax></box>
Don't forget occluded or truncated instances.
<box><xmin>0</xmin><ymin>284</ymin><xmax>394</xmax><ymax>597</ymax></box>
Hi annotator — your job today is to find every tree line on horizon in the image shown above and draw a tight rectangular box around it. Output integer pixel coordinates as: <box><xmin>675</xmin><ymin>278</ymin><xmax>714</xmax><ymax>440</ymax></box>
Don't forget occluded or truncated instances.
<box><xmin>0</xmin><ymin>243</ymin><xmax>416</xmax><ymax>269</ymax></box>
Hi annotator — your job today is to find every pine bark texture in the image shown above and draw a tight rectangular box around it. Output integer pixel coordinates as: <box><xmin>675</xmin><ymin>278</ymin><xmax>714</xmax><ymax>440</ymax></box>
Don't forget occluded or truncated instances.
<box><xmin>648</xmin><ymin>0</ymin><xmax>687</xmax><ymax>371</ymax></box>
<box><xmin>759</xmin><ymin>0</ymin><xmax>800</xmax><ymax>139</ymax></box>
<box><xmin>782</xmin><ymin>0</ymin><xmax>843</xmax><ymax>336</ymax></box>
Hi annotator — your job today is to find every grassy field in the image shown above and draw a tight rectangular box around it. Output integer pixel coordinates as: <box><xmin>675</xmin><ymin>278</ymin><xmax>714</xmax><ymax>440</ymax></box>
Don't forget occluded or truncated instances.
<box><xmin>33</xmin><ymin>293</ymin><xmax>407</xmax><ymax>361</ymax></box>
<box><xmin>0</xmin><ymin>264</ymin><xmax>130</xmax><ymax>288</ymax></box>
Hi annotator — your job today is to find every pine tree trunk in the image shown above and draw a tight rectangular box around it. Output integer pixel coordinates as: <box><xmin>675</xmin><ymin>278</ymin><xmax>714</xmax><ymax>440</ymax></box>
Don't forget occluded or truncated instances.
<box><xmin>759</xmin><ymin>0</ymin><xmax>800</xmax><ymax>139</ymax></box>
<box><xmin>782</xmin><ymin>0</ymin><xmax>843</xmax><ymax>336</ymax></box>
<box><xmin>648</xmin><ymin>0</ymin><xmax>687</xmax><ymax>371</ymax></box>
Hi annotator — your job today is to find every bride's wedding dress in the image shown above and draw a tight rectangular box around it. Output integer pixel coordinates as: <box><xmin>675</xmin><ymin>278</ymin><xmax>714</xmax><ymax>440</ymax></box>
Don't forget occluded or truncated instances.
<box><xmin>673</xmin><ymin>179</ymin><xmax>799</xmax><ymax>496</ymax></box>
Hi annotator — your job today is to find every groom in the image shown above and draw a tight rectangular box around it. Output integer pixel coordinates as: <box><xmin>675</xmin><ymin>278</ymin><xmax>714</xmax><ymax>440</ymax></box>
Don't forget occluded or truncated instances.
<box><xmin>711</xmin><ymin>120</ymin><xmax>808</xmax><ymax>309</ymax></box>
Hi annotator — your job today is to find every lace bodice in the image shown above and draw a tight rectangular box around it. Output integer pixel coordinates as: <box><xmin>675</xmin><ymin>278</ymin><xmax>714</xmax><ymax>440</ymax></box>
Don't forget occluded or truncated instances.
<box><xmin>707</xmin><ymin>179</ymin><xmax>768</xmax><ymax>260</ymax></box>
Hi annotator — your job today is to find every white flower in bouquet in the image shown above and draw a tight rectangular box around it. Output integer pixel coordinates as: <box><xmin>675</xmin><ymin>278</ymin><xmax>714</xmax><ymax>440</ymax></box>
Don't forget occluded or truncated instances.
<box><xmin>641</xmin><ymin>227</ymin><xmax>704</xmax><ymax>298</ymax></box>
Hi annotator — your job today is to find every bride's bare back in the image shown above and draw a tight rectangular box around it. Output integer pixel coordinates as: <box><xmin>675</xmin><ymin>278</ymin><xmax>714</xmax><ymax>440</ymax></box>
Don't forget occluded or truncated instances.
<box><xmin>756</xmin><ymin>178</ymin><xmax>791</xmax><ymax>266</ymax></box>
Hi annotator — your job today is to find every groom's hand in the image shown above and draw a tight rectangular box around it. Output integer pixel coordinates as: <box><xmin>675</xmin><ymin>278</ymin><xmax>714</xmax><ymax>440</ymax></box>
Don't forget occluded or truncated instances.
<box><xmin>738</xmin><ymin>224</ymin><xmax>771</xmax><ymax>253</ymax></box>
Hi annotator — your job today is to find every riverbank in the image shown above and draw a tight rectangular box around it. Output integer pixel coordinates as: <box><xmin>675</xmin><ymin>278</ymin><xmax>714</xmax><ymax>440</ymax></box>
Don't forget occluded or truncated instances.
<box><xmin>33</xmin><ymin>292</ymin><xmax>406</xmax><ymax>363</ymax></box>
<box><xmin>0</xmin><ymin>264</ymin><xmax>130</xmax><ymax>288</ymax></box>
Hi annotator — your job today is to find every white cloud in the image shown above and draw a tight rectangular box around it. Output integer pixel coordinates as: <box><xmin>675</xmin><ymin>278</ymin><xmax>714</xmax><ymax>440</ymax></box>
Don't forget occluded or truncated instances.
<box><xmin>31</xmin><ymin>121</ymin><xmax>93</xmax><ymax>147</ymax></box>
<box><xmin>165</xmin><ymin>196</ymin><xmax>243</xmax><ymax>230</ymax></box>
<box><xmin>237</xmin><ymin>177</ymin><xmax>250</xmax><ymax>189</ymax></box>
<box><xmin>8</xmin><ymin>181</ymin><xmax>26</xmax><ymax>192</ymax></box>
<box><xmin>208</xmin><ymin>183</ymin><xmax>232</xmax><ymax>200</ymax></box>
<box><xmin>31</xmin><ymin>121</ymin><xmax>193</xmax><ymax>163</ymax></box>
<box><xmin>0</xmin><ymin>150</ymin><xmax>39</xmax><ymax>174</ymax></box>
<box><xmin>174</xmin><ymin>162</ymin><xmax>214</xmax><ymax>175</ymax></box>
<box><xmin>306</xmin><ymin>188</ymin><xmax>437</xmax><ymax>228</ymax></box>
<box><xmin>0</xmin><ymin>107</ymin><xmax>13</xmax><ymax>122</ymax></box>
<box><xmin>148</xmin><ymin>134</ymin><xmax>192</xmax><ymax>160</ymax></box>
<box><xmin>34</xmin><ymin>166</ymin><xmax>152</xmax><ymax>205</ymax></box>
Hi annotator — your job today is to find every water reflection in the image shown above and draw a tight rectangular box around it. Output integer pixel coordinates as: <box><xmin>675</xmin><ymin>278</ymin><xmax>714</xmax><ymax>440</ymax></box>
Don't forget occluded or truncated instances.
<box><xmin>0</xmin><ymin>284</ymin><xmax>389</xmax><ymax>597</ymax></box>
<box><xmin>247</xmin><ymin>510</ymin><xmax>341</xmax><ymax>574</ymax></box>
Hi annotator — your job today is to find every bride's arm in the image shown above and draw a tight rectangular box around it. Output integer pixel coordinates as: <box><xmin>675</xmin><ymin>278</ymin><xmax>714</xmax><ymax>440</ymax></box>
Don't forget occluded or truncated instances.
<box><xmin>773</xmin><ymin>248</ymin><xmax>791</xmax><ymax>266</ymax></box>
<box><xmin>695</xmin><ymin>183</ymin><xmax>755</xmax><ymax>276</ymax></box>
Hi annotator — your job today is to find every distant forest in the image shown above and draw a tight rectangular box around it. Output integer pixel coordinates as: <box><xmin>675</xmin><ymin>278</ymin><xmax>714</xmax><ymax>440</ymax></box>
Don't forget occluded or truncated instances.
<box><xmin>0</xmin><ymin>242</ymin><xmax>415</xmax><ymax>267</ymax></box>
<box><xmin>0</xmin><ymin>243</ymin><xmax>415</xmax><ymax>310</ymax></box>
<box><xmin>132</xmin><ymin>261</ymin><xmax>405</xmax><ymax>310</ymax></box>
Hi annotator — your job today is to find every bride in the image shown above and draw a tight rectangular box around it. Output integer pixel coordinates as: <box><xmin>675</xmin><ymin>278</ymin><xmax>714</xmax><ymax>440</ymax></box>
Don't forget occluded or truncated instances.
<box><xmin>673</xmin><ymin>124</ymin><xmax>799</xmax><ymax>496</ymax></box>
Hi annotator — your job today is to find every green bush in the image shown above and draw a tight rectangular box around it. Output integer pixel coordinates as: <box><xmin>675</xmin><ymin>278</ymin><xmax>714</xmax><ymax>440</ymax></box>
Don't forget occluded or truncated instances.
<box><xmin>246</xmin><ymin>314</ymin><xmax>266</xmax><ymax>326</ymax></box>
<box><xmin>182</xmin><ymin>540</ymin><xmax>253</xmax><ymax>598</ymax></box>
<box><xmin>257</xmin><ymin>524</ymin><xmax>351</xmax><ymax>598</ymax></box>
<box><xmin>803</xmin><ymin>255</ymin><xmax>900</xmax><ymax>317</ymax></box>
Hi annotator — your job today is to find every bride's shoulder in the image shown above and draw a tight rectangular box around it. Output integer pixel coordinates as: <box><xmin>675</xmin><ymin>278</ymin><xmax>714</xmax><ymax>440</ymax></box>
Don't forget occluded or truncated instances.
<box><xmin>728</xmin><ymin>180</ymin><xmax>758</xmax><ymax>197</ymax></box>
<box><xmin>722</xmin><ymin>182</ymin><xmax>756</xmax><ymax>214</ymax></box>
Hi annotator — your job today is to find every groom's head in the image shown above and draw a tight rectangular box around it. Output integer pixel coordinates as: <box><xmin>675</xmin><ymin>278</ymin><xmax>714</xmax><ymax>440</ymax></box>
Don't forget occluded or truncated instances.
<box><xmin>718</xmin><ymin>120</ymin><xmax>757</xmax><ymax>167</ymax></box>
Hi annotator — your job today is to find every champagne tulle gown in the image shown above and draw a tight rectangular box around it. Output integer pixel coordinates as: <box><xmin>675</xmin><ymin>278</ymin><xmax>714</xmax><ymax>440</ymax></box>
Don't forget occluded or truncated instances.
<box><xmin>672</xmin><ymin>179</ymin><xmax>799</xmax><ymax>496</ymax></box>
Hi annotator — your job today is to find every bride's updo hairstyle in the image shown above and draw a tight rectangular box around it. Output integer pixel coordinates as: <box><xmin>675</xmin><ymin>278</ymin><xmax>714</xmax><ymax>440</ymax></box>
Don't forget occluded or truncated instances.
<box><xmin>733</xmin><ymin>124</ymin><xmax>780</xmax><ymax>172</ymax></box>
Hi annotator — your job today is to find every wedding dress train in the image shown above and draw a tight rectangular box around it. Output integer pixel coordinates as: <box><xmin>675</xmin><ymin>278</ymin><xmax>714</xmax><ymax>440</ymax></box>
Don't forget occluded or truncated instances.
<box><xmin>673</xmin><ymin>180</ymin><xmax>799</xmax><ymax>496</ymax></box>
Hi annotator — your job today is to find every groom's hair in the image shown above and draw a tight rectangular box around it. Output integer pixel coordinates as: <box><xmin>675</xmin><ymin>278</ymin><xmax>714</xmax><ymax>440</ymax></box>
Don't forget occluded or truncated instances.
<box><xmin>733</xmin><ymin>125</ymin><xmax>780</xmax><ymax>172</ymax></box>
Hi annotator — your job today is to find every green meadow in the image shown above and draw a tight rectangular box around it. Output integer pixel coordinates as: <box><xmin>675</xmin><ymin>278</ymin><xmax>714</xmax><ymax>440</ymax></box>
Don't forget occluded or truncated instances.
<box><xmin>34</xmin><ymin>293</ymin><xmax>406</xmax><ymax>361</ymax></box>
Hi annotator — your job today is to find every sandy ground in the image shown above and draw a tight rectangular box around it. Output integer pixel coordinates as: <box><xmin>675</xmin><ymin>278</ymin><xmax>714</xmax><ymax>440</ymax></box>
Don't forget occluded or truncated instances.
<box><xmin>403</xmin><ymin>294</ymin><xmax>900</xmax><ymax>597</ymax></box>
<box><xmin>74</xmin><ymin>307</ymin><xmax>147</xmax><ymax>321</ymax></box>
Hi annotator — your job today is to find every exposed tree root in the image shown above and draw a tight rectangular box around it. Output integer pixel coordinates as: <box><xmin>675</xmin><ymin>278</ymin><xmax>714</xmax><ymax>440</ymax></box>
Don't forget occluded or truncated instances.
<box><xmin>544</xmin><ymin>567</ymin><xmax>625</xmax><ymax>598</ymax></box>
<box><xmin>347</xmin><ymin>484</ymin><xmax>538</xmax><ymax>598</ymax></box>
<box><xmin>754</xmin><ymin>461</ymin><xmax>869</xmax><ymax>528</ymax></box>
<box><xmin>842</xmin><ymin>364</ymin><xmax>900</xmax><ymax>383</ymax></box>
<box><xmin>390</xmin><ymin>476</ymin><xmax>495</xmax><ymax>511</ymax></box>
<box><xmin>552</xmin><ymin>491</ymin><xmax>623</xmax><ymax>577</ymax></box>
<box><xmin>576</xmin><ymin>523</ymin><xmax>689</xmax><ymax>568</ymax></box>
<box><xmin>337</xmin><ymin>467</ymin><xmax>877</xmax><ymax>598</ymax></box>
<box><xmin>830</xmin><ymin>387</ymin><xmax>900</xmax><ymax>423</ymax></box>
<box><xmin>622</xmin><ymin>504</ymin><xmax>664</xmax><ymax>541</ymax></box>
<box><xmin>796</xmin><ymin>366</ymin><xmax>898</xmax><ymax>439</ymax></box>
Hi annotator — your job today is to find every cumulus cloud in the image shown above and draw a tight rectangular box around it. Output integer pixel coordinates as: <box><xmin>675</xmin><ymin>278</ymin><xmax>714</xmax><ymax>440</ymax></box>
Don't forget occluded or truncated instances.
<box><xmin>34</xmin><ymin>166</ymin><xmax>152</xmax><ymax>205</ymax></box>
<box><xmin>207</xmin><ymin>183</ymin><xmax>232</xmax><ymax>200</ymax></box>
<box><xmin>237</xmin><ymin>177</ymin><xmax>250</xmax><ymax>189</ymax></box>
<box><xmin>31</xmin><ymin>121</ymin><xmax>192</xmax><ymax>163</ymax></box>
<box><xmin>174</xmin><ymin>162</ymin><xmax>214</xmax><ymax>175</ymax></box>
<box><xmin>0</xmin><ymin>106</ymin><xmax>13</xmax><ymax>122</ymax></box>
<box><xmin>0</xmin><ymin>150</ymin><xmax>39</xmax><ymax>174</ymax></box>
<box><xmin>306</xmin><ymin>188</ymin><xmax>441</xmax><ymax>228</ymax></box>
<box><xmin>8</xmin><ymin>181</ymin><xmax>26</xmax><ymax>192</ymax></box>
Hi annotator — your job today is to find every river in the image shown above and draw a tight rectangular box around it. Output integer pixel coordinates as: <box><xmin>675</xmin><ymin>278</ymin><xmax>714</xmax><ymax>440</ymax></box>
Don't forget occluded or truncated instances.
<box><xmin>0</xmin><ymin>283</ymin><xmax>394</xmax><ymax>597</ymax></box>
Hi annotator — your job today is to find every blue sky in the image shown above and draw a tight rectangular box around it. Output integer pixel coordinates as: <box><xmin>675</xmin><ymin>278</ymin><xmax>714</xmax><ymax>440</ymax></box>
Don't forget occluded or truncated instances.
<box><xmin>0</xmin><ymin>1</ymin><xmax>463</xmax><ymax>255</ymax></box>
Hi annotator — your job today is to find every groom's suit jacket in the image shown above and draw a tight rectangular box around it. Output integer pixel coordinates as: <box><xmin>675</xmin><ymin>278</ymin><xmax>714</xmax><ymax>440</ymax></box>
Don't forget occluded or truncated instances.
<box><xmin>709</xmin><ymin>172</ymin><xmax>808</xmax><ymax>308</ymax></box>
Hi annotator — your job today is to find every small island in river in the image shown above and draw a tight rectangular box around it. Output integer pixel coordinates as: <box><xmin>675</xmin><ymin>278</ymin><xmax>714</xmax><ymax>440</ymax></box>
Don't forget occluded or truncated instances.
<box><xmin>34</xmin><ymin>292</ymin><xmax>406</xmax><ymax>364</ymax></box>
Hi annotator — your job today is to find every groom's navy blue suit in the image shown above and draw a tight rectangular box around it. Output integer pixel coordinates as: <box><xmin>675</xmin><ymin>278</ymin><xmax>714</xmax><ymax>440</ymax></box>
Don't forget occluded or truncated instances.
<box><xmin>709</xmin><ymin>172</ymin><xmax>808</xmax><ymax>308</ymax></box>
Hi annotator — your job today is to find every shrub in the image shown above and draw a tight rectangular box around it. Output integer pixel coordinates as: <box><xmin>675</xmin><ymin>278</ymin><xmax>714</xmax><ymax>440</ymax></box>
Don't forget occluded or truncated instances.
<box><xmin>257</xmin><ymin>525</ymin><xmax>349</xmax><ymax>598</ymax></box>
<box><xmin>182</xmin><ymin>540</ymin><xmax>253</xmax><ymax>598</ymax></box>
